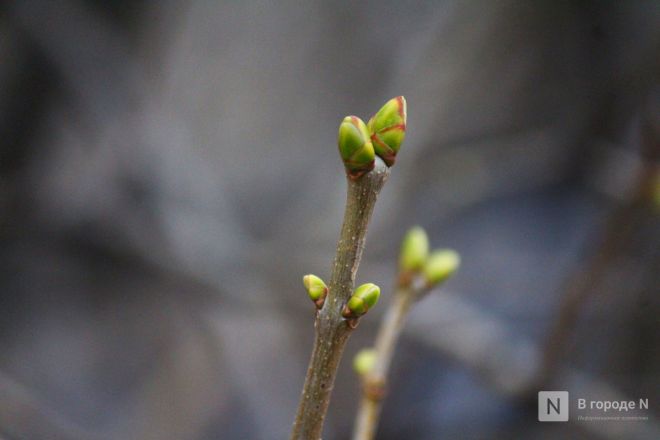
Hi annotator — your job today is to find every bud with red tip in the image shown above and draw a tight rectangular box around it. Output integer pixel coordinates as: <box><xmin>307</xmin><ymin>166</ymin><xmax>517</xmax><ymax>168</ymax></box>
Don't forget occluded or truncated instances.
<box><xmin>367</xmin><ymin>96</ymin><xmax>407</xmax><ymax>167</ymax></box>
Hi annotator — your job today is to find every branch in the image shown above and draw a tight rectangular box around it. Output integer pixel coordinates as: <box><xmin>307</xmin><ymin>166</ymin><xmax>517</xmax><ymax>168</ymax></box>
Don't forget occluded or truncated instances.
<box><xmin>290</xmin><ymin>158</ymin><xmax>389</xmax><ymax>440</ymax></box>
<box><xmin>351</xmin><ymin>232</ymin><xmax>459</xmax><ymax>440</ymax></box>
<box><xmin>352</xmin><ymin>286</ymin><xmax>417</xmax><ymax>440</ymax></box>
<box><xmin>406</xmin><ymin>292</ymin><xmax>660</xmax><ymax>440</ymax></box>
<box><xmin>536</xmin><ymin>145</ymin><xmax>659</xmax><ymax>388</ymax></box>
<box><xmin>0</xmin><ymin>371</ymin><xmax>107</xmax><ymax>440</ymax></box>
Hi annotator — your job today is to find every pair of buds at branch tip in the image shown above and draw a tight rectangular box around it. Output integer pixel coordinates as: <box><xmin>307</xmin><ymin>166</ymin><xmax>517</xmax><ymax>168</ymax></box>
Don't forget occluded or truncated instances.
<box><xmin>303</xmin><ymin>275</ymin><xmax>380</xmax><ymax>317</ymax></box>
<box><xmin>338</xmin><ymin>96</ymin><xmax>407</xmax><ymax>179</ymax></box>
<box><xmin>399</xmin><ymin>226</ymin><xmax>461</xmax><ymax>288</ymax></box>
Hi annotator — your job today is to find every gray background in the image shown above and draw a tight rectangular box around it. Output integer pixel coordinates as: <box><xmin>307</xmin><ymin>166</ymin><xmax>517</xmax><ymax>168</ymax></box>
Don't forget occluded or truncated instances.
<box><xmin>1</xmin><ymin>1</ymin><xmax>659</xmax><ymax>439</ymax></box>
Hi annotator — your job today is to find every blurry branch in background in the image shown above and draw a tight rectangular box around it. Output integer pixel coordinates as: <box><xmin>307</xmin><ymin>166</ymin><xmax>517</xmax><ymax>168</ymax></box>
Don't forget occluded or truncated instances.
<box><xmin>351</xmin><ymin>227</ymin><xmax>460</xmax><ymax>440</ymax></box>
<box><xmin>536</xmin><ymin>106</ymin><xmax>660</xmax><ymax>389</ymax></box>
<box><xmin>0</xmin><ymin>372</ymin><xmax>107</xmax><ymax>440</ymax></box>
<box><xmin>406</xmin><ymin>293</ymin><xmax>660</xmax><ymax>440</ymax></box>
<box><xmin>291</xmin><ymin>98</ymin><xmax>406</xmax><ymax>440</ymax></box>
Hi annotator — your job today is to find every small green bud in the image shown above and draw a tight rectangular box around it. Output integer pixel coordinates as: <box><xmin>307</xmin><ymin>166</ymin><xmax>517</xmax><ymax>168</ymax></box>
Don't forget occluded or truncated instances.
<box><xmin>338</xmin><ymin>116</ymin><xmax>375</xmax><ymax>180</ymax></box>
<box><xmin>399</xmin><ymin>226</ymin><xmax>429</xmax><ymax>273</ymax></box>
<box><xmin>353</xmin><ymin>348</ymin><xmax>377</xmax><ymax>376</ymax></box>
<box><xmin>303</xmin><ymin>274</ymin><xmax>328</xmax><ymax>308</ymax></box>
<box><xmin>342</xmin><ymin>283</ymin><xmax>380</xmax><ymax>318</ymax></box>
<box><xmin>367</xmin><ymin>96</ymin><xmax>407</xmax><ymax>166</ymax></box>
<box><xmin>423</xmin><ymin>249</ymin><xmax>460</xmax><ymax>287</ymax></box>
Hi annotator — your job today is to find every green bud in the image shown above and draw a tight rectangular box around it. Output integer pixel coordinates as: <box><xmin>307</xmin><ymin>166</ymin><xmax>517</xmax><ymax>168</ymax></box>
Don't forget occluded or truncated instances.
<box><xmin>423</xmin><ymin>249</ymin><xmax>460</xmax><ymax>287</ymax></box>
<box><xmin>338</xmin><ymin>116</ymin><xmax>375</xmax><ymax>180</ymax></box>
<box><xmin>399</xmin><ymin>226</ymin><xmax>429</xmax><ymax>273</ymax></box>
<box><xmin>353</xmin><ymin>348</ymin><xmax>377</xmax><ymax>376</ymax></box>
<box><xmin>303</xmin><ymin>274</ymin><xmax>328</xmax><ymax>308</ymax></box>
<box><xmin>342</xmin><ymin>283</ymin><xmax>380</xmax><ymax>318</ymax></box>
<box><xmin>367</xmin><ymin>96</ymin><xmax>407</xmax><ymax>166</ymax></box>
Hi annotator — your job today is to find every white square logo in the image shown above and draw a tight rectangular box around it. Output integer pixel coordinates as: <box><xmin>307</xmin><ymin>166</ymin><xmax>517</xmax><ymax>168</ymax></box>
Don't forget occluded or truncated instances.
<box><xmin>538</xmin><ymin>391</ymin><xmax>569</xmax><ymax>422</ymax></box>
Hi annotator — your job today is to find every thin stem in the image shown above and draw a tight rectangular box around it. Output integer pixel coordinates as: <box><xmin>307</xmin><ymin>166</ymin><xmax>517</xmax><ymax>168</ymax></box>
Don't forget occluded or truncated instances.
<box><xmin>352</xmin><ymin>288</ymin><xmax>416</xmax><ymax>440</ymax></box>
<box><xmin>535</xmin><ymin>157</ymin><xmax>659</xmax><ymax>390</ymax></box>
<box><xmin>290</xmin><ymin>159</ymin><xmax>390</xmax><ymax>440</ymax></box>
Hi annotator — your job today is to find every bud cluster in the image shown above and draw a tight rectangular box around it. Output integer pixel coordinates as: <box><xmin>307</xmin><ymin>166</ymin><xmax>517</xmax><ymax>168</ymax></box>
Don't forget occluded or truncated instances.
<box><xmin>398</xmin><ymin>226</ymin><xmax>460</xmax><ymax>289</ymax></box>
<box><xmin>338</xmin><ymin>97</ymin><xmax>407</xmax><ymax>179</ymax></box>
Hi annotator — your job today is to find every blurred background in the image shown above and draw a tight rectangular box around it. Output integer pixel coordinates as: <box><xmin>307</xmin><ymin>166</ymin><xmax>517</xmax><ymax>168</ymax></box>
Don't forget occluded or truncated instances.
<box><xmin>1</xmin><ymin>1</ymin><xmax>659</xmax><ymax>439</ymax></box>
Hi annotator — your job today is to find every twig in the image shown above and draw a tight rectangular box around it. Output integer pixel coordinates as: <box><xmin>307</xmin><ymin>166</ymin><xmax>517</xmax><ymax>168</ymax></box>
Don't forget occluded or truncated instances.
<box><xmin>536</xmin><ymin>141</ymin><xmax>659</xmax><ymax>389</ymax></box>
<box><xmin>406</xmin><ymin>293</ymin><xmax>660</xmax><ymax>440</ymax></box>
<box><xmin>290</xmin><ymin>158</ymin><xmax>390</xmax><ymax>440</ymax></box>
<box><xmin>350</xmin><ymin>231</ymin><xmax>459</xmax><ymax>440</ymax></box>
<box><xmin>0</xmin><ymin>371</ymin><xmax>107</xmax><ymax>440</ymax></box>
<box><xmin>351</xmin><ymin>286</ymin><xmax>419</xmax><ymax>440</ymax></box>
